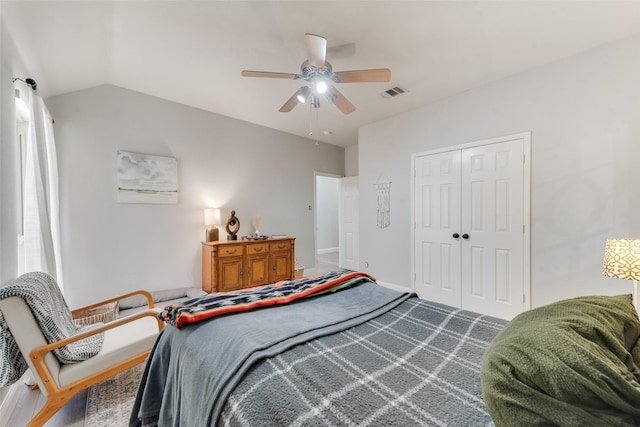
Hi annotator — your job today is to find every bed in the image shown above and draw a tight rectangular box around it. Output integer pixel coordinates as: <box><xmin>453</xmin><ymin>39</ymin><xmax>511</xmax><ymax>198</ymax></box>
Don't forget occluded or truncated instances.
<box><xmin>129</xmin><ymin>270</ymin><xmax>506</xmax><ymax>426</ymax></box>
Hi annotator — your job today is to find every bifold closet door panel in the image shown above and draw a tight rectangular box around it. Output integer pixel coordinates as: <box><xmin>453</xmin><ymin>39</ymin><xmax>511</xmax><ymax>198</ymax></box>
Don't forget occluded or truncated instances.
<box><xmin>460</xmin><ymin>139</ymin><xmax>525</xmax><ymax>319</ymax></box>
<box><xmin>413</xmin><ymin>150</ymin><xmax>462</xmax><ymax>308</ymax></box>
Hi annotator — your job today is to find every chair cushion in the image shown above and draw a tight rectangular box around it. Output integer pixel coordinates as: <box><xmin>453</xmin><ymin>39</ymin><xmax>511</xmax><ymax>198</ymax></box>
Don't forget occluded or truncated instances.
<box><xmin>0</xmin><ymin>298</ymin><xmax>37</xmax><ymax>386</ymax></box>
<box><xmin>58</xmin><ymin>312</ymin><xmax>160</xmax><ymax>387</ymax></box>
<box><xmin>0</xmin><ymin>272</ymin><xmax>104</xmax><ymax>385</ymax></box>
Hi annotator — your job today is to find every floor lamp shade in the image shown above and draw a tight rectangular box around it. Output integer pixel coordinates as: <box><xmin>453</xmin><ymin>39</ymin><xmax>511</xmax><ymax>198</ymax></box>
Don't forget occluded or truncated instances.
<box><xmin>602</xmin><ymin>238</ymin><xmax>640</xmax><ymax>309</ymax></box>
<box><xmin>204</xmin><ymin>208</ymin><xmax>221</xmax><ymax>242</ymax></box>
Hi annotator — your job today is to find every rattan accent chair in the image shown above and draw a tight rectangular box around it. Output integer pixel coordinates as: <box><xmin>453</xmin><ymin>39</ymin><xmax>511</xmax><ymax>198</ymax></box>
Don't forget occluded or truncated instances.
<box><xmin>0</xmin><ymin>284</ymin><xmax>163</xmax><ymax>426</ymax></box>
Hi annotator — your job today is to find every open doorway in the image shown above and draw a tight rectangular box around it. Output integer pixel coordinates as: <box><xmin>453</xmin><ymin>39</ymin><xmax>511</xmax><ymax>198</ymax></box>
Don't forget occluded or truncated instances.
<box><xmin>314</xmin><ymin>173</ymin><xmax>341</xmax><ymax>273</ymax></box>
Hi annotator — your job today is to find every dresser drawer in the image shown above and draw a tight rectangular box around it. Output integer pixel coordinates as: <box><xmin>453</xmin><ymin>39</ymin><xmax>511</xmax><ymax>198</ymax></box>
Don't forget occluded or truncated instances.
<box><xmin>219</xmin><ymin>245</ymin><xmax>243</xmax><ymax>257</ymax></box>
<box><xmin>247</xmin><ymin>243</ymin><xmax>269</xmax><ymax>255</ymax></box>
<box><xmin>270</xmin><ymin>241</ymin><xmax>291</xmax><ymax>252</ymax></box>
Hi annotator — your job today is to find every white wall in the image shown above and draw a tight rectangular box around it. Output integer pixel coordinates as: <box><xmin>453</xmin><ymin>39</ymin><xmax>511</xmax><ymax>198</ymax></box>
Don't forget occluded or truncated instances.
<box><xmin>47</xmin><ymin>85</ymin><xmax>344</xmax><ymax>307</ymax></box>
<box><xmin>316</xmin><ymin>175</ymin><xmax>339</xmax><ymax>252</ymax></box>
<box><xmin>0</xmin><ymin>14</ymin><xmax>25</xmax><ymax>286</ymax></box>
<box><xmin>359</xmin><ymin>35</ymin><xmax>640</xmax><ymax>309</ymax></box>
<box><xmin>0</xmin><ymin>9</ymin><xmax>26</xmax><ymax>405</ymax></box>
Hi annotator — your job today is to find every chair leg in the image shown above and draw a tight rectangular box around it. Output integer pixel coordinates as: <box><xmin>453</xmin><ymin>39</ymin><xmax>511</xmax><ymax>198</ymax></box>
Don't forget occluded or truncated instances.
<box><xmin>27</xmin><ymin>393</ymin><xmax>71</xmax><ymax>427</ymax></box>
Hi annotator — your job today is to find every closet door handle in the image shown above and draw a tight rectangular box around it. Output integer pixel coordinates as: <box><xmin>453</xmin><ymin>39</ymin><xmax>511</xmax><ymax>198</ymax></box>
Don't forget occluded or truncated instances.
<box><xmin>452</xmin><ymin>233</ymin><xmax>460</xmax><ymax>239</ymax></box>
<box><xmin>462</xmin><ymin>234</ymin><xmax>469</xmax><ymax>239</ymax></box>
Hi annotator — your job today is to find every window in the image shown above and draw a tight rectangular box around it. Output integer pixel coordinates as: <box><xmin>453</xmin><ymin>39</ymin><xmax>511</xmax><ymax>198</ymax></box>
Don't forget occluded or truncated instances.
<box><xmin>15</xmin><ymin>89</ymin><xmax>29</xmax><ymax>274</ymax></box>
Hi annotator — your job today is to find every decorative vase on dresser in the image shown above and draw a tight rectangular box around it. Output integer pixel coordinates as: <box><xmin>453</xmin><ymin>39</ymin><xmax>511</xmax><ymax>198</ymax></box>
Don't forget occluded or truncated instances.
<box><xmin>201</xmin><ymin>237</ymin><xmax>295</xmax><ymax>293</ymax></box>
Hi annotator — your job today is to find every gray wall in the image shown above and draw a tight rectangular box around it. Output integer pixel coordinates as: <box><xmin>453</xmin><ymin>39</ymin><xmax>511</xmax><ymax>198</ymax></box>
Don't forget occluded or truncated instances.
<box><xmin>47</xmin><ymin>85</ymin><xmax>344</xmax><ymax>307</ymax></box>
<box><xmin>358</xmin><ymin>35</ymin><xmax>640</xmax><ymax>308</ymax></box>
<box><xmin>344</xmin><ymin>144</ymin><xmax>358</xmax><ymax>177</ymax></box>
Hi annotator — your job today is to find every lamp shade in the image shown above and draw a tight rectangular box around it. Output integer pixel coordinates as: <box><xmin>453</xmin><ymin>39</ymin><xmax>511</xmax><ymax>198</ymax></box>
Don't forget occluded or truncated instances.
<box><xmin>204</xmin><ymin>208</ymin><xmax>221</xmax><ymax>226</ymax></box>
<box><xmin>296</xmin><ymin>86</ymin><xmax>310</xmax><ymax>103</ymax></box>
<box><xmin>602</xmin><ymin>238</ymin><xmax>640</xmax><ymax>280</ymax></box>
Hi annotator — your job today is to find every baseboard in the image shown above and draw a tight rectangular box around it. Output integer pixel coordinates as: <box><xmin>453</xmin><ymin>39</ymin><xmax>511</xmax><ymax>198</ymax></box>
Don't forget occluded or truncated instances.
<box><xmin>375</xmin><ymin>280</ymin><xmax>412</xmax><ymax>294</ymax></box>
<box><xmin>317</xmin><ymin>247</ymin><xmax>338</xmax><ymax>255</ymax></box>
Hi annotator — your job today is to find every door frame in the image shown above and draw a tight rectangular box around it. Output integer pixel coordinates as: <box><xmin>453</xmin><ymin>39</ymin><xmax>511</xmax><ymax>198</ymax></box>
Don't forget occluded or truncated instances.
<box><xmin>410</xmin><ymin>132</ymin><xmax>532</xmax><ymax>312</ymax></box>
<box><xmin>313</xmin><ymin>172</ymin><xmax>343</xmax><ymax>273</ymax></box>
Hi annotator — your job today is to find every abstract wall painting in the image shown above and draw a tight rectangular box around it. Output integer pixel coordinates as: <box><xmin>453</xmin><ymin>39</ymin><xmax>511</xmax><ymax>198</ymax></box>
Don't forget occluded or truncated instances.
<box><xmin>117</xmin><ymin>151</ymin><xmax>178</xmax><ymax>204</ymax></box>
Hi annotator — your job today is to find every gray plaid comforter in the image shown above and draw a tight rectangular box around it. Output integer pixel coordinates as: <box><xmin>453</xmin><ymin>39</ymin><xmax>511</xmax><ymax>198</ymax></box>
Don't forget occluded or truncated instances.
<box><xmin>220</xmin><ymin>297</ymin><xmax>506</xmax><ymax>426</ymax></box>
<box><xmin>131</xmin><ymin>279</ymin><xmax>505</xmax><ymax>427</ymax></box>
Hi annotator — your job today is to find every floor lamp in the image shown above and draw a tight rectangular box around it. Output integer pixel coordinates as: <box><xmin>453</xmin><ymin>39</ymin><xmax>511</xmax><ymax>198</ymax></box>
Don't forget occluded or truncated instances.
<box><xmin>602</xmin><ymin>238</ymin><xmax>640</xmax><ymax>311</ymax></box>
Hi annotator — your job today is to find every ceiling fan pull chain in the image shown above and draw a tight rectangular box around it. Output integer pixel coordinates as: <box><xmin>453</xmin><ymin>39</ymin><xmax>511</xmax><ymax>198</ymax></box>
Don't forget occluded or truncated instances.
<box><xmin>308</xmin><ymin>101</ymin><xmax>313</xmax><ymax>136</ymax></box>
<box><xmin>315</xmin><ymin>107</ymin><xmax>320</xmax><ymax>146</ymax></box>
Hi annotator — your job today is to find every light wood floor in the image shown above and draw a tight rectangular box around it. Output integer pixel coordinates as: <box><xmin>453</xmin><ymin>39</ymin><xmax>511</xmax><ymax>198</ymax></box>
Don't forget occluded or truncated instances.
<box><xmin>2</xmin><ymin>379</ymin><xmax>87</xmax><ymax>427</ymax></box>
<box><xmin>316</xmin><ymin>249</ymin><xmax>339</xmax><ymax>272</ymax></box>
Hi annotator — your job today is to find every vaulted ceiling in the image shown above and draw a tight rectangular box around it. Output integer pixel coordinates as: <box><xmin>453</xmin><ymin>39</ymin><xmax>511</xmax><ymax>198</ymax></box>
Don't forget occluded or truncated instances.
<box><xmin>3</xmin><ymin>1</ymin><xmax>640</xmax><ymax>147</ymax></box>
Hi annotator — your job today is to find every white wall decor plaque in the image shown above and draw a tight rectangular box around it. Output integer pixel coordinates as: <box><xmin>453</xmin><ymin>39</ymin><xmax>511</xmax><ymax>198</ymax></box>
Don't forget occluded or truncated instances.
<box><xmin>375</xmin><ymin>181</ymin><xmax>391</xmax><ymax>228</ymax></box>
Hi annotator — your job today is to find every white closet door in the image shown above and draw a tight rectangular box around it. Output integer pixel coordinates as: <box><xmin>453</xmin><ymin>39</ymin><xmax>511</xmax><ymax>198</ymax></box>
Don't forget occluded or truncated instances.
<box><xmin>339</xmin><ymin>176</ymin><xmax>359</xmax><ymax>270</ymax></box>
<box><xmin>413</xmin><ymin>133</ymin><xmax>529</xmax><ymax>320</ymax></box>
<box><xmin>414</xmin><ymin>151</ymin><xmax>462</xmax><ymax>307</ymax></box>
<box><xmin>460</xmin><ymin>139</ymin><xmax>525</xmax><ymax>319</ymax></box>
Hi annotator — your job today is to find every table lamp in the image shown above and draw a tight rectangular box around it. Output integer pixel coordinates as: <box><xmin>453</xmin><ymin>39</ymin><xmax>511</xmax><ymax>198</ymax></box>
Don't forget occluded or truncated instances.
<box><xmin>204</xmin><ymin>208</ymin><xmax>221</xmax><ymax>242</ymax></box>
<box><xmin>602</xmin><ymin>238</ymin><xmax>640</xmax><ymax>310</ymax></box>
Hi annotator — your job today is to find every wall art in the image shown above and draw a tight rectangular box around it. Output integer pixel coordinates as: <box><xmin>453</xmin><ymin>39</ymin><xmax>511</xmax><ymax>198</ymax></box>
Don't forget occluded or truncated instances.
<box><xmin>117</xmin><ymin>150</ymin><xmax>178</xmax><ymax>204</ymax></box>
<box><xmin>375</xmin><ymin>180</ymin><xmax>391</xmax><ymax>229</ymax></box>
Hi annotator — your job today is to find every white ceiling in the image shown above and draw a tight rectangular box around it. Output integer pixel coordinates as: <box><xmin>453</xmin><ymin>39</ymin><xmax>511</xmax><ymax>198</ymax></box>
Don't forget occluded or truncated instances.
<box><xmin>3</xmin><ymin>1</ymin><xmax>640</xmax><ymax>147</ymax></box>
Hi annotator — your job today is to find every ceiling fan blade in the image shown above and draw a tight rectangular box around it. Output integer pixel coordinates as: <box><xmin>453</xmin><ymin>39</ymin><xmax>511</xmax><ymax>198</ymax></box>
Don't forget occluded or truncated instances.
<box><xmin>241</xmin><ymin>70</ymin><xmax>298</xmax><ymax>79</ymax></box>
<box><xmin>333</xmin><ymin>68</ymin><xmax>391</xmax><ymax>83</ymax></box>
<box><xmin>305</xmin><ymin>33</ymin><xmax>327</xmax><ymax>68</ymax></box>
<box><xmin>327</xmin><ymin>42</ymin><xmax>356</xmax><ymax>60</ymax></box>
<box><xmin>325</xmin><ymin>85</ymin><xmax>356</xmax><ymax>115</ymax></box>
<box><xmin>279</xmin><ymin>91</ymin><xmax>300</xmax><ymax>112</ymax></box>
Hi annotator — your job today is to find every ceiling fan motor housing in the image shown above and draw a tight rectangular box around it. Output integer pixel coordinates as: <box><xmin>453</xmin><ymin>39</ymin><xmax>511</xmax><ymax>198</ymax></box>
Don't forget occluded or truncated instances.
<box><xmin>301</xmin><ymin>60</ymin><xmax>333</xmax><ymax>81</ymax></box>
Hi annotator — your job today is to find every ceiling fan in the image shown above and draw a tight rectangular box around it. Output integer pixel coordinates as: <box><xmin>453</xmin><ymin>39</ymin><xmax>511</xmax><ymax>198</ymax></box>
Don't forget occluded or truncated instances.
<box><xmin>241</xmin><ymin>33</ymin><xmax>391</xmax><ymax>115</ymax></box>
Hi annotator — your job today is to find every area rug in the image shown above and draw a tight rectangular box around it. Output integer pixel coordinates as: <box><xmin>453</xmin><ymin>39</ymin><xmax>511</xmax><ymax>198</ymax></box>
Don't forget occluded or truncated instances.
<box><xmin>85</xmin><ymin>363</ymin><xmax>144</xmax><ymax>426</ymax></box>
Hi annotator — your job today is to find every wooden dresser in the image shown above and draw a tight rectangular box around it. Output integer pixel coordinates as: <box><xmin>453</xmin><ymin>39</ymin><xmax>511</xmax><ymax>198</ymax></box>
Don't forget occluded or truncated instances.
<box><xmin>201</xmin><ymin>237</ymin><xmax>295</xmax><ymax>293</ymax></box>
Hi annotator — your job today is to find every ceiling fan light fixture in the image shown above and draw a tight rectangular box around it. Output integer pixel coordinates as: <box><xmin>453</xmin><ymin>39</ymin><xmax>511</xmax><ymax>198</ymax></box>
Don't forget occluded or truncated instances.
<box><xmin>296</xmin><ymin>86</ymin><xmax>311</xmax><ymax>104</ymax></box>
<box><xmin>315</xmin><ymin>80</ymin><xmax>328</xmax><ymax>94</ymax></box>
<box><xmin>310</xmin><ymin>94</ymin><xmax>320</xmax><ymax>109</ymax></box>
<box><xmin>296</xmin><ymin>86</ymin><xmax>310</xmax><ymax>103</ymax></box>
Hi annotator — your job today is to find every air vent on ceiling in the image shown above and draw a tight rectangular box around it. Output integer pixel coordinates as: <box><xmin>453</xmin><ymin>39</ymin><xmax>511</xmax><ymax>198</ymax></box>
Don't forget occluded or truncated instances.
<box><xmin>381</xmin><ymin>85</ymin><xmax>408</xmax><ymax>99</ymax></box>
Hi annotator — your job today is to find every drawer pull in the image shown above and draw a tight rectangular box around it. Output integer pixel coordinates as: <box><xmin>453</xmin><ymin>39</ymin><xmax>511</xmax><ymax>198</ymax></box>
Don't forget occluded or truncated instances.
<box><xmin>253</xmin><ymin>247</ymin><xmax>263</xmax><ymax>252</ymax></box>
<box><xmin>277</xmin><ymin>244</ymin><xmax>285</xmax><ymax>249</ymax></box>
<box><xmin>225</xmin><ymin>249</ymin><xmax>238</xmax><ymax>255</ymax></box>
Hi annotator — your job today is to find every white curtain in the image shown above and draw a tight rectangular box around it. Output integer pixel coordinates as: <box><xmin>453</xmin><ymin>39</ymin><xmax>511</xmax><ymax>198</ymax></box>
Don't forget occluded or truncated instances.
<box><xmin>22</xmin><ymin>89</ymin><xmax>63</xmax><ymax>290</ymax></box>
